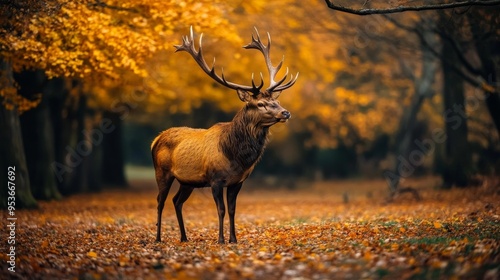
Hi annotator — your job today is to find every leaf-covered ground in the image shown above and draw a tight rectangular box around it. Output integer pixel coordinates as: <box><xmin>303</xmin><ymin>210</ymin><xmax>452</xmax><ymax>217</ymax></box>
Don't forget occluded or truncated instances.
<box><xmin>2</xmin><ymin>178</ymin><xmax>499</xmax><ymax>279</ymax></box>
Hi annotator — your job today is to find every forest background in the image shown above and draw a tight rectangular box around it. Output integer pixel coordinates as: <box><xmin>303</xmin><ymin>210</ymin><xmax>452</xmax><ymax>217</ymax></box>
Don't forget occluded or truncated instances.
<box><xmin>1</xmin><ymin>1</ymin><xmax>500</xmax><ymax>279</ymax></box>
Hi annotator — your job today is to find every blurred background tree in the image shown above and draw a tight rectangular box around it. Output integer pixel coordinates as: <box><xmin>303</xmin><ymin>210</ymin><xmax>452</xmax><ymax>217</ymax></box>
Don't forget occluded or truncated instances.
<box><xmin>323</xmin><ymin>0</ymin><xmax>500</xmax><ymax>193</ymax></box>
<box><xmin>1</xmin><ymin>0</ymin><xmax>498</xmax><ymax>208</ymax></box>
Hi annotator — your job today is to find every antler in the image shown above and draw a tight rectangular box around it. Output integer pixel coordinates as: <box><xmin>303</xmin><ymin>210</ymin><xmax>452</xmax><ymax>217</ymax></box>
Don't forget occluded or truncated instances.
<box><xmin>243</xmin><ymin>27</ymin><xmax>299</xmax><ymax>93</ymax></box>
<box><xmin>174</xmin><ymin>26</ymin><xmax>264</xmax><ymax>95</ymax></box>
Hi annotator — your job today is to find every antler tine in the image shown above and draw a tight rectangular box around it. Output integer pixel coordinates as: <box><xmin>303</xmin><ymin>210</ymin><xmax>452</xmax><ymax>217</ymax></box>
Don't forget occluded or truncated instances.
<box><xmin>251</xmin><ymin>73</ymin><xmax>264</xmax><ymax>91</ymax></box>
<box><xmin>274</xmin><ymin>71</ymin><xmax>300</xmax><ymax>92</ymax></box>
<box><xmin>243</xmin><ymin>27</ymin><xmax>297</xmax><ymax>94</ymax></box>
<box><xmin>174</xmin><ymin>26</ymin><xmax>263</xmax><ymax>95</ymax></box>
<box><xmin>267</xmin><ymin>67</ymin><xmax>289</xmax><ymax>92</ymax></box>
<box><xmin>175</xmin><ymin>27</ymin><xmax>296</xmax><ymax>97</ymax></box>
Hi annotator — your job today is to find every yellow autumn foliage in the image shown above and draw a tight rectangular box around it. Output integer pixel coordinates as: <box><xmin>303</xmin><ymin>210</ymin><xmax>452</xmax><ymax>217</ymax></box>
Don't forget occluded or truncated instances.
<box><xmin>4</xmin><ymin>0</ymin><xmax>483</xmax><ymax>150</ymax></box>
<box><xmin>0</xmin><ymin>0</ymin><xmax>236</xmax><ymax>112</ymax></box>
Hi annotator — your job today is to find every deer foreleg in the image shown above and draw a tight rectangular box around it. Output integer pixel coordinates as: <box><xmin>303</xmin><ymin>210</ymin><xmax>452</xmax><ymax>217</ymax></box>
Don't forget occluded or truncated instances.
<box><xmin>211</xmin><ymin>184</ymin><xmax>226</xmax><ymax>244</ymax></box>
<box><xmin>227</xmin><ymin>183</ymin><xmax>242</xmax><ymax>243</ymax></box>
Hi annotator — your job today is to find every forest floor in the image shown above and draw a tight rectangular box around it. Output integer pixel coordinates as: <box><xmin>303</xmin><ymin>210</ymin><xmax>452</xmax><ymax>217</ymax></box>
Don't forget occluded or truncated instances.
<box><xmin>1</xmin><ymin>176</ymin><xmax>499</xmax><ymax>280</ymax></box>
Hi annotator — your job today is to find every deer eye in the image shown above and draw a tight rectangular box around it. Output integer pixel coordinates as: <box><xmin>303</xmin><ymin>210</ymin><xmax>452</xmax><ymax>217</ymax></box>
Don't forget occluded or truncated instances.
<box><xmin>257</xmin><ymin>102</ymin><xmax>265</xmax><ymax>107</ymax></box>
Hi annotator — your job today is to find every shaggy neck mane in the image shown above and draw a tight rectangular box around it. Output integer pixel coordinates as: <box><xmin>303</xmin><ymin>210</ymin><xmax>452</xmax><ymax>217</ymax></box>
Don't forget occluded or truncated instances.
<box><xmin>220</xmin><ymin>106</ymin><xmax>270</xmax><ymax>170</ymax></box>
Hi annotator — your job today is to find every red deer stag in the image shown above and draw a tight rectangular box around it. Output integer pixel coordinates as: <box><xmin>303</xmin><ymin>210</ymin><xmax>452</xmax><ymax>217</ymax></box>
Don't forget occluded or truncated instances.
<box><xmin>151</xmin><ymin>27</ymin><xmax>298</xmax><ymax>244</ymax></box>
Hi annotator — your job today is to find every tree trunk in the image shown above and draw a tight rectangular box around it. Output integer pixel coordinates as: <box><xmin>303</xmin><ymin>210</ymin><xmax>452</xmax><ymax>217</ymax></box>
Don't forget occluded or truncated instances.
<box><xmin>50</xmin><ymin>81</ymin><xmax>108</xmax><ymax>193</ymax></box>
<box><xmin>101</xmin><ymin>111</ymin><xmax>127</xmax><ymax>187</ymax></box>
<box><xmin>483</xmin><ymin>89</ymin><xmax>500</xmax><ymax>137</ymax></box>
<box><xmin>18</xmin><ymin>71</ymin><xmax>62</xmax><ymax>200</ymax></box>
<box><xmin>68</xmin><ymin>92</ymin><xmax>89</xmax><ymax>193</ymax></box>
<box><xmin>440</xmin><ymin>33</ymin><xmax>473</xmax><ymax>188</ymax></box>
<box><xmin>47</xmin><ymin>78</ymin><xmax>71</xmax><ymax>192</ymax></box>
<box><xmin>88</xmin><ymin>131</ymin><xmax>103</xmax><ymax>191</ymax></box>
<box><xmin>385</xmin><ymin>94</ymin><xmax>426</xmax><ymax>193</ymax></box>
<box><xmin>384</xmin><ymin>25</ymin><xmax>438</xmax><ymax>198</ymax></box>
<box><xmin>467</xmin><ymin>12</ymin><xmax>500</xmax><ymax>137</ymax></box>
<box><xmin>0</xmin><ymin>105</ymin><xmax>38</xmax><ymax>208</ymax></box>
<box><xmin>0</xmin><ymin>60</ymin><xmax>37</xmax><ymax>208</ymax></box>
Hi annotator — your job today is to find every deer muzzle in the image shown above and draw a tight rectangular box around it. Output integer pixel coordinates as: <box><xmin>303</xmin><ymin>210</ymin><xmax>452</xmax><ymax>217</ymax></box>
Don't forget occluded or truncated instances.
<box><xmin>278</xmin><ymin>110</ymin><xmax>291</xmax><ymax>122</ymax></box>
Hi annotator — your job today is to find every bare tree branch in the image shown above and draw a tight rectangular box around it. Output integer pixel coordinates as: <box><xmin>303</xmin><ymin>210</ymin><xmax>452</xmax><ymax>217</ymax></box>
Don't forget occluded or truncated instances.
<box><xmin>433</xmin><ymin>28</ymin><xmax>482</xmax><ymax>76</ymax></box>
<box><xmin>324</xmin><ymin>0</ymin><xmax>500</xmax><ymax>15</ymax></box>
<box><xmin>415</xmin><ymin>24</ymin><xmax>496</xmax><ymax>93</ymax></box>
<box><xmin>381</xmin><ymin>13</ymin><xmax>497</xmax><ymax>93</ymax></box>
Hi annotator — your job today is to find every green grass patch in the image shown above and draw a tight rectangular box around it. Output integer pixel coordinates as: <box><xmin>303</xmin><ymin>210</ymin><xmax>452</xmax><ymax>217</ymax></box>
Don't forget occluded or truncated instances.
<box><xmin>402</xmin><ymin>236</ymin><xmax>452</xmax><ymax>246</ymax></box>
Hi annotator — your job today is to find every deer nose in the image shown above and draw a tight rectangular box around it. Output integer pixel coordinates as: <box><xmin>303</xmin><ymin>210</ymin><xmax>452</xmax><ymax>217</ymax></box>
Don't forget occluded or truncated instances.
<box><xmin>281</xmin><ymin>110</ymin><xmax>291</xmax><ymax>119</ymax></box>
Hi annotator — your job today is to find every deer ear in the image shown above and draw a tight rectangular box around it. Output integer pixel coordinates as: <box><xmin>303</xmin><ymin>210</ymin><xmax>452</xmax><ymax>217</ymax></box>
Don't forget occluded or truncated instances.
<box><xmin>271</xmin><ymin>91</ymin><xmax>282</xmax><ymax>99</ymax></box>
<box><xmin>237</xmin><ymin>89</ymin><xmax>254</xmax><ymax>102</ymax></box>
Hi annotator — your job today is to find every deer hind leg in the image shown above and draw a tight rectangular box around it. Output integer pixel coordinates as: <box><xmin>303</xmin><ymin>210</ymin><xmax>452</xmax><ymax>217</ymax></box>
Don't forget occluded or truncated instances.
<box><xmin>155</xmin><ymin>170</ymin><xmax>174</xmax><ymax>242</ymax></box>
<box><xmin>227</xmin><ymin>183</ymin><xmax>242</xmax><ymax>243</ymax></box>
<box><xmin>172</xmin><ymin>185</ymin><xmax>194</xmax><ymax>242</ymax></box>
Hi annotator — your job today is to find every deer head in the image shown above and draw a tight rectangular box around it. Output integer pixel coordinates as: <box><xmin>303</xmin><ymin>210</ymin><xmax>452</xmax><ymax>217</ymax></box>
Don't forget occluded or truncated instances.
<box><xmin>174</xmin><ymin>27</ymin><xmax>298</xmax><ymax>127</ymax></box>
